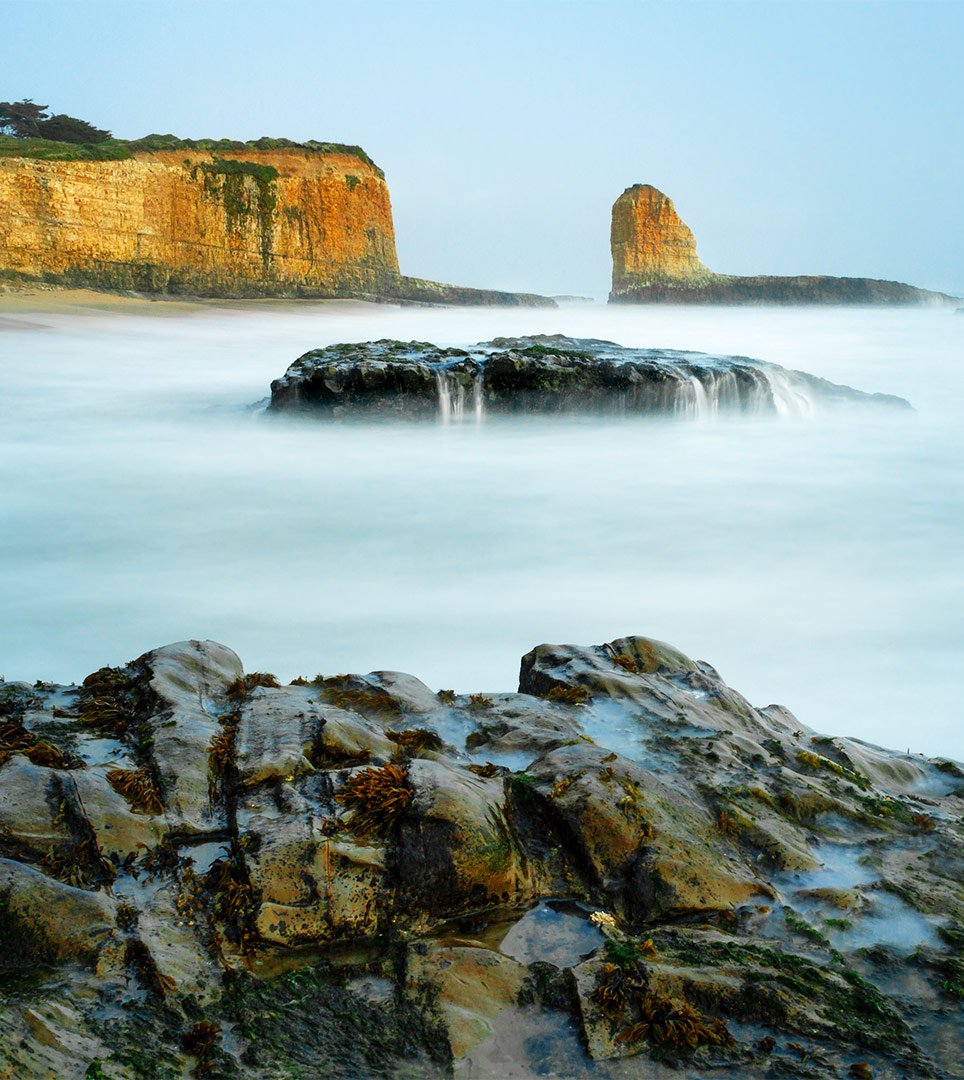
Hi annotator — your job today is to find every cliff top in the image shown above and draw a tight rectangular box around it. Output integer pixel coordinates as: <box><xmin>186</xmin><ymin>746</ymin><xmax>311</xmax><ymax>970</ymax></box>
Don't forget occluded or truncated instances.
<box><xmin>0</xmin><ymin>132</ymin><xmax>383</xmax><ymax>176</ymax></box>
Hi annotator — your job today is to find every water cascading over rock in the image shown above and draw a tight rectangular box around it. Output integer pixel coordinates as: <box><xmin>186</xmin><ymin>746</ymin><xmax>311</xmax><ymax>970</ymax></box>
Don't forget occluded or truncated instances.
<box><xmin>266</xmin><ymin>335</ymin><xmax>910</xmax><ymax>419</ymax></box>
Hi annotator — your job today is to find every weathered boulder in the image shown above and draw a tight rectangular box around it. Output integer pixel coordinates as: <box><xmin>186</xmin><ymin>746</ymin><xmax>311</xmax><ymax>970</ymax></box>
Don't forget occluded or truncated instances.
<box><xmin>0</xmin><ymin>857</ymin><xmax>116</xmax><ymax>962</ymax></box>
<box><xmin>395</xmin><ymin>758</ymin><xmax>543</xmax><ymax>918</ymax></box>
<box><xmin>0</xmin><ymin>634</ymin><xmax>959</xmax><ymax>1078</ymax></box>
<box><xmin>267</xmin><ymin>336</ymin><xmax>911</xmax><ymax>419</ymax></box>
<box><xmin>407</xmin><ymin>944</ymin><xmax>527</xmax><ymax>1058</ymax></box>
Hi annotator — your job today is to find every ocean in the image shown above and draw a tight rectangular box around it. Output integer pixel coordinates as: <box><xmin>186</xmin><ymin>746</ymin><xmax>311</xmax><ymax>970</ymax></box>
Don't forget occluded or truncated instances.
<box><xmin>1</xmin><ymin>298</ymin><xmax>961</xmax><ymax>757</ymax></box>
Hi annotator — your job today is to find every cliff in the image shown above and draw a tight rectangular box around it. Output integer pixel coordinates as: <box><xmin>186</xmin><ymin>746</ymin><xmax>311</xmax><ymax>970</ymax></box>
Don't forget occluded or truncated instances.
<box><xmin>0</xmin><ymin>636</ymin><xmax>960</xmax><ymax>1077</ymax></box>
<box><xmin>610</xmin><ymin>183</ymin><xmax>960</xmax><ymax>306</ymax></box>
<box><xmin>0</xmin><ymin>138</ymin><xmax>553</xmax><ymax>306</ymax></box>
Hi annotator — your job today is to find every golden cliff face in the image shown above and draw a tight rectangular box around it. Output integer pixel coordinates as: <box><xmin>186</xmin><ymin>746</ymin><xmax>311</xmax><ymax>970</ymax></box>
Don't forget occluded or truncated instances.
<box><xmin>0</xmin><ymin>148</ymin><xmax>400</xmax><ymax>297</ymax></box>
<box><xmin>610</xmin><ymin>184</ymin><xmax>711</xmax><ymax>294</ymax></box>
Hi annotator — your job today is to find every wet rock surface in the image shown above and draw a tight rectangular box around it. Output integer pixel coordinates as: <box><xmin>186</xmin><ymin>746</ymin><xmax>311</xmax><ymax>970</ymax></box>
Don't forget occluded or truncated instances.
<box><xmin>266</xmin><ymin>335</ymin><xmax>911</xmax><ymax>419</ymax></box>
<box><xmin>0</xmin><ymin>635</ymin><xmax>960</xmax><ymax>1078</ymax></box>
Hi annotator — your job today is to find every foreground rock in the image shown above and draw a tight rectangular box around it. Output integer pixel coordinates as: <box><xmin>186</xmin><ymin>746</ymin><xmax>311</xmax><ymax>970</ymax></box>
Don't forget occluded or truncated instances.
<box><xmin>0</xmin><ymin>636</ymin><xmax>960</xmax><ymax>1078</ymax></box>
<box><xmin>267</xmin><ymin>334</ymin><xmax>911</xmax><ymax>419</ymax></box>
<box><xmin>610</xmin><ymin>184</ymin><xmax>960</xmax><ymax>307</ymax></box>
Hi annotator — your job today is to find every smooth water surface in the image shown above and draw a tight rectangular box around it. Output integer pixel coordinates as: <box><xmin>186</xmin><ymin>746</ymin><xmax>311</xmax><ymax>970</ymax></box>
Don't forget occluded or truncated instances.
<box><xmin>1</xmin><ymin>300</ymin><xmax>961</xmax><ymax>757</ymax></box>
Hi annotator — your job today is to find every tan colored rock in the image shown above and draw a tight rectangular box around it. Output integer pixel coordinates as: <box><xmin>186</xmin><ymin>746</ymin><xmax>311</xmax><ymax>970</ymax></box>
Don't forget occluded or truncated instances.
<box><xmin>71</xmin><ymin>767</ymin><xmax>165</xmax><ymax>858</ymax></box>
<box><xmin>254</xmin><ymin>836</ymin><xmax>386</xmax><ymax>946</ymax></box>
<box><xmin>0</xmin><ymin>148</ymin><xmax>398</xmax><ymax>298</ymax></box>
<box><xmin>611</xmin><ymin>184</ymin><xmax>711</xmax><ymax>293</ymax></box>
<box><xmin>0</xmin><ymin>757</ymin><xmax>72</xmax><ymax>856</ymax></box>
<box><xmin>143</xmin><ymin>639</ymin><xmax>242</xmax><ymax>833</ymax></box>
<box><xmin>0</xmin><ymin>857</ymin><xmax>116</xmax><ymax>962</ymax></box>
<box><xmin>396</xmin><ymin>759</ymin><xmax>542</xmax><ymax>916</ymax></box>
<box><xmin>408</xmin><ymin>944</ymin><xmax>527</xmax><ymax>1059</ymax></box>
<box><xmin>528</xmin><ymin>744</ymin><xmax>766</xmax><ymax>919</ymax></box>
<box><xmin>235</xmin><ymin>685</ymin><xmax>322</xmax><ymax>787</ymax></box>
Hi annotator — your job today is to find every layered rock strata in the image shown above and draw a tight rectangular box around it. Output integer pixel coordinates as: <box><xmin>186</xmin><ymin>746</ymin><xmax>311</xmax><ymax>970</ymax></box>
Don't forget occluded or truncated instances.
<box><xmin>0</xmin><ymin>635</ymin><xmax>960</xmax><ymax>1077</ymax></box>
<box><xmin>267</xmin><ymin>334</ymin><xmax>911</xmax><ymax>418</ymax></box>
<box><xmin>0</xmin><ymin>145</ymin><xmax>553</xmax><ymax>306</ymax></box>
<box><xmin>610</xmin><ymin>184</ymin><xmax>960</xmax><ymax>306</ymax></box>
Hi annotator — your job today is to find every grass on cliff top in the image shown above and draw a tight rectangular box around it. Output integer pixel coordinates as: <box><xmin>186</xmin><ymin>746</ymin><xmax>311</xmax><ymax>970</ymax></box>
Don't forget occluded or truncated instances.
<box><xmin>0</xmin><ymin>134</ymin><xmax>383</xmax><ymax>176</ymax></box>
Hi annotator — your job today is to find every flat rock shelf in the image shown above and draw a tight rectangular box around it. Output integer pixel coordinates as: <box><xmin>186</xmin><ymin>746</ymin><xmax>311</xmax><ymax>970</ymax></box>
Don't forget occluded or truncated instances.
<box><xmin>0</xmin><ymin>634</ymin><xmax>960</xmax><ymax>1078</ymax></box>
<box><xmin>266</xmin><ymin>335</ymin><xmax>912</xmax><ymax>420</ymax></box>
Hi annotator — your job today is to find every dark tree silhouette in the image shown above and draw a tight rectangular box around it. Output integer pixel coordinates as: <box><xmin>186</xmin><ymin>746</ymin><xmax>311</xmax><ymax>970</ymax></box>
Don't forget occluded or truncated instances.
<box><xmin>0</xmin><ymin>99</ymin><xmax>111</xmax><ymax>143</ymax></box>
<box><xmin>38</xmin><ymin>113</ymin><xmax>111</xmax><ymax>144</ymax></box>
<box><xmin>0</xmin><ymin>99</ymin><xmax>49</xmax><ymax>137</ymax></box>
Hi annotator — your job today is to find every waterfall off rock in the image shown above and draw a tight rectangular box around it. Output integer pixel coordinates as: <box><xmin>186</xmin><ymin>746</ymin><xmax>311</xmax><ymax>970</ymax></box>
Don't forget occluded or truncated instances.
<box><xmin>435</xmin><ymin>368</ymin><xmax>485</xmax><ymax>424</ymax></box>
<box><xmin>268</xmin><ymin>334</ymin><xmax>911</xmax><ymax>419</ymax></box>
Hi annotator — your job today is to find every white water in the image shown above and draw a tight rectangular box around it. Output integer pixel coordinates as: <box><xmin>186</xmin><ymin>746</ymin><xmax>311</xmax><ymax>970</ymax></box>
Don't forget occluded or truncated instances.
<box><xmin>1</xmin><ymin>301</ymin><xmax>962</xmax><ymax>758</ymax></box>
<box><xmin>435</xmin><ymin>368</ymin><xmax>484</xmax><ymax>424</ymax></box>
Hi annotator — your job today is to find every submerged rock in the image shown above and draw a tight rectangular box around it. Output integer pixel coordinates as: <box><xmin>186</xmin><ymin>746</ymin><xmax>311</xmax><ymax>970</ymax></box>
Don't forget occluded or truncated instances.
<box><xmin>0</xmin><ymin>635</ymin><xmax>960</xmax><ymax>1077</ymax></box>
<box><xmin>266</xmin><ymin>335</ymin><xmax>911</xmax><ymax>420</ymax></box>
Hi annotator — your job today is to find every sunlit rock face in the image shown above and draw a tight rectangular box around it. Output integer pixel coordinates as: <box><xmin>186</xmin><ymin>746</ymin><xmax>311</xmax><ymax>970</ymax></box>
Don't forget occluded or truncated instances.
<box><xmin>0</xmin><ymin>148</ymin><xmax>400</xmax><ymax>298</ymax></box>
<box><xmin>0</xmin><ymin>148</ymin><xmax>554</xmax><ymax>306</ymax></box>
<box><xmin>0</xmin><ymin>635</ymin><xmax>960</xmax><ymax>1077</ymax></box>
<box><xmin>610</xmin><ymin>183</ymin><xmax>960</xmax><ymax>306</ymax></box>
<box><xmin>610</xmin><ymin>184</ymin><xmax>712</xmax><ymax>292</ymax></box>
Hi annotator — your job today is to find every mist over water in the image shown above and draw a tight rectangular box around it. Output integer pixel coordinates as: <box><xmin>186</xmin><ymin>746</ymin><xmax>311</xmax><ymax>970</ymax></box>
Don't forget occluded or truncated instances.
<box><xmin>1</xmin><ymin>301</ymin><xmax>961</xmax><ymax>757</ymax></box>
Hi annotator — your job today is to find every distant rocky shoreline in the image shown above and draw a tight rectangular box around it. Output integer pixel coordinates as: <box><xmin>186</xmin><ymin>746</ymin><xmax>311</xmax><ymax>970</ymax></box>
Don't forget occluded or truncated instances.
<box><xmin>267</xmin><ymin>335</ymin><xmax>911</xmax><ymax>420</ymax></box>
<box><xmin>0</xmin><ymin>635</ymin><xmax>960</xmax><ymax>1077</ymax></box>
<box><xmin>609</xmin><ymin>184</ymin><xmax>960</xmax><ymax>308</ymax></box>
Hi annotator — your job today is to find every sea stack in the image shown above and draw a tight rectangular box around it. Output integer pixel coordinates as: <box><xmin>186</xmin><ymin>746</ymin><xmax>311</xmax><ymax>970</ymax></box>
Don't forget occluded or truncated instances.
<box><xmin>609</xmin><ymin>183</ymin><xmax>960</xmax><ymax>306</ymax></box>
<box><xmin>610</xmin><ymin>184</ymin><xmax>712</xmax><ymax>292</ymax></box>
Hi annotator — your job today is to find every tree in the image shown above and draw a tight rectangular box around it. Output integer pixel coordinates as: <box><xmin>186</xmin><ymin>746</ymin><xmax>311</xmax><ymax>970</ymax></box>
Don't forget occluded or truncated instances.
<box><xmin>0</xmin><ymin>99</ymin><xmax>49</xmax><ymax>137</ymax></box>
<box><xmin>0</xmin><ymin>99</ymin><xmax>111</xmax><ymax>143</ymax></box>
<box><xmin>38</xmin><ymin>113</ymin><xmax>111</xmax><ymax>144</ymax></box>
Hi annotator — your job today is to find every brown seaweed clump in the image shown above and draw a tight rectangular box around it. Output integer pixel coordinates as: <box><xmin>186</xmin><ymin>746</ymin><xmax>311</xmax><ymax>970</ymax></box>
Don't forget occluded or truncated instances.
<box><xmin>547</xmin><ymin>685</ymin><xmax>591</xmax><ymax>705</ymax></box>
<box><xmin>226</xmin><ymin>672</ymin><xmax>280</xmax><ymax>701</ymax></box>
<box><xmin>76</xmin><ymin>666</ymin><xmax>138</xmax><ymax>736</ymax></box>
<box><xmin>616</xmin><ymin>990</ymin><xmax>734</xmax><ymax>1050</ymax></box>
<box><xmin>334</xmin><ymin>763</ymin><xmax>413</xmax><ymax>837</ymax></box>
<box><xmin>321</xmin><ymin>685</ymin><xmax>402</xmax><ymax>717</ymax></box>
<box><xmin>106</xmin><ymin>767</ymin><xmax>164</xmax><ymax>816</ymax></box>
<box><xmin>0</xmin><ymin>721</ymin><xmax>83</xmax><ymax>770</ymax></box>
<box><xmin>612</xmin><ymin>654</ymin><xmax>640</xmax><ymax>674</ymax></box>
<box><xmin>386</xmin><ymin>728</ymin><xmax>444</xmax><ymax>755</ymax></box>
<box><xmin>591</xmin><ymin>962</ymin><xmax>648</xmax><ymax>1020</ymax></box>
<box><xmin>181</xmin><ymin>1020</ymin><xmax>222</xmax><ymax>1068</ymax></box>
<box><xmin>205</xmin><ymin>848</ymin><xmax>258</xmax><ymax>954</ymax></box>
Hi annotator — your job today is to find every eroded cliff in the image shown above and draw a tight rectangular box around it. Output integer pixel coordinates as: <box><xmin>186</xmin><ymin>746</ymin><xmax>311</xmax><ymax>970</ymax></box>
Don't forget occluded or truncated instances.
<box><xmin>0</xmin><ymin>142</ymin><xmax>553</xmax><ymax>305</ymax></box>
<box><xmin>610</xmin><ymin>183</ymin><xmax>959</xmax><ymax>306</ymax></box>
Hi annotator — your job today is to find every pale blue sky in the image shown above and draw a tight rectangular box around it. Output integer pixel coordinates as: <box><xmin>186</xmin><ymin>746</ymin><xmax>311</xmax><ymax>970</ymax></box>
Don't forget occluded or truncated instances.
<box><xmin>4</xmin><ymin>0</ymin><xmax>962</xmax><ymax>296</ymax></box>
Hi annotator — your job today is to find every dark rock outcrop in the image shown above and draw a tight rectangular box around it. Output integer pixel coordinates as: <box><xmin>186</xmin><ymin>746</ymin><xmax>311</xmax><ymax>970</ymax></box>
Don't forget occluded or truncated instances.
<box><xmin>611</xmin><ymin>183</ymin><xmax>960</xmax><ymax>307</ymax></box>
<box><xmin>1</xmin><ymin>635</ymin><xmax>960</xmax><ymax>1077</ymax></box>
<box><xmin>267</xmin><ymin>334</ymin><xmax>911</xmax><ymax>419</ymax></box>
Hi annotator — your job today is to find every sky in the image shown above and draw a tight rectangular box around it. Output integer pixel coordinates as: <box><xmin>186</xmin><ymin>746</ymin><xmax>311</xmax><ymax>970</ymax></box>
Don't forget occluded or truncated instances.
<box><xmin>4</xmin><ymin>0</ymin><xmax>962</xmax><ymax>298</ymax></box>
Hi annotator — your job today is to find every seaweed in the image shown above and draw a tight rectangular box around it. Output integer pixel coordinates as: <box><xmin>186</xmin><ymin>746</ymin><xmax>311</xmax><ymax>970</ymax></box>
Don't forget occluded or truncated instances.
<box><xmin>546</xmin><ymin>685</ymin><xmax>591</xmax><ymax>705</ymax></box>
<box><xmin>106</xmin><ymin>767</ymin><xmax>164</xmax><ymax>815</ymax></box>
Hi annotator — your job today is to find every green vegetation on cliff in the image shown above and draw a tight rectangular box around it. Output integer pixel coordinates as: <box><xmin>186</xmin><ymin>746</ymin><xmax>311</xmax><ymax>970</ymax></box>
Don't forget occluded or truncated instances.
<box><xmin>0</xmin><ymin>133</ymin><xmax>383</xmax><ymax>175</ymax></box>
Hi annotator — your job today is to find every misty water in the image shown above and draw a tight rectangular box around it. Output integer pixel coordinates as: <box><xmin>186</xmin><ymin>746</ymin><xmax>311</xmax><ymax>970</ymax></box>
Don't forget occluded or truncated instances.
<box><xmin>1</xmin><ymin>300</ymin><xmax>961</xmax><ymax>758</ymax></box>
